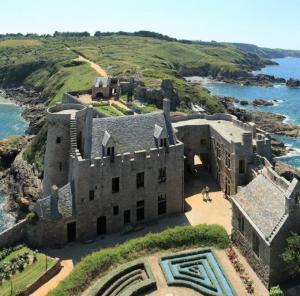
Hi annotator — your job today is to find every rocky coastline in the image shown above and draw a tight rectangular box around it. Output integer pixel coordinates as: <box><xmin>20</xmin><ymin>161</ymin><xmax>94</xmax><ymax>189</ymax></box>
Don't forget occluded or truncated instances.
<box><xmin>0</xmin><ymin>87</ymin><xmax>45</xmax><ymax>220</ymax></box>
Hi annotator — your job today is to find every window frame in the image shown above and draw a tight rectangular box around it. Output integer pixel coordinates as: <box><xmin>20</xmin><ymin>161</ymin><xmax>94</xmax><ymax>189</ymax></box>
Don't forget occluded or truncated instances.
<box><xmin>112</xmin><ymin>177</ymin><xmax>120</xmax><ymax>194</ymax></box>
<box><xmin>136</xmin><ymin>172</ymin><xmax>145</xmax><ymax>188</ymax></box>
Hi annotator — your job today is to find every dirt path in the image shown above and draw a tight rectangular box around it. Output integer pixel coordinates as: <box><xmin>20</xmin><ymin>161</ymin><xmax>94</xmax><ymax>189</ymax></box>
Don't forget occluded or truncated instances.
<box><xmin>75</xmin><ymin>55</ymin><xmax>108</xmax><ymax>77</ymax></box>
<box><xmin>30</xmin><ymin>260</ymin><xmax>73</xmax><ymax>296</ymax></box>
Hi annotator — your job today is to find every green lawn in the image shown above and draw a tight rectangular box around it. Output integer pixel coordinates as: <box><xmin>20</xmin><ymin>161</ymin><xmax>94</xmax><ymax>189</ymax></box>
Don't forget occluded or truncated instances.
<box><xmin>95</xmin><ymin>105</ymin><xmax>124</xmax><ymax>117</ymax></box>
<box><xmin>0</xmin><ymin>247</ymin><xmax>56</xmax><ymax>296</ymax></box>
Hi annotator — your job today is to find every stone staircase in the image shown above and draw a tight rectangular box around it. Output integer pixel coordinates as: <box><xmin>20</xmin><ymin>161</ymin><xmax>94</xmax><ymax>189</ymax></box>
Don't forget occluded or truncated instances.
<box><xmin>70</xmin><ymin>115</ymin><xmax>77</xmax><ymax>156</ymax></box>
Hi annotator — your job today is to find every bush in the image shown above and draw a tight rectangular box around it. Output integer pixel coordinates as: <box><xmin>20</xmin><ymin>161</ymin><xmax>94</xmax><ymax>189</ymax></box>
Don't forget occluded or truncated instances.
<box><xmin>282</xmin><ymin>232</ymin><xmax>300</xmax><ymax>275</ymax></box>
<box><xmin>48</xmin><ymin>224</ymin><xmax>229</xmax><ymax>296</ymax></box>
<box><xmin>269</xmin><ymin>285</ymin><xmax>284</xmax><ymax>296</ymax></box>
<box><xmin>26</xmin><ymin>212</ymin><xmax>38</xmax><ymax>224</ymax></box>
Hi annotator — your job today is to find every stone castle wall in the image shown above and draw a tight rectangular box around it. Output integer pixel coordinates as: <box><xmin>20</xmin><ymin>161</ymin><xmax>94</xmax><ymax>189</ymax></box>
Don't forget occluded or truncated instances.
<box><xmin>69</xmin><ymin>142</ymin><xmax>184</xmax><ymax>241</ymax></box>
<box><xmin>0</xmin><ymin>219</ymin><xmax>27</xmax><ymax>249</ymax></box>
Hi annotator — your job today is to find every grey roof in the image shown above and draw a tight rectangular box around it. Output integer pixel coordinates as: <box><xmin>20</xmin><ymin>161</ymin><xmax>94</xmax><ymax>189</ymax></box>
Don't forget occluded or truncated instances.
<box><xmin>95</xmin><ymin>77</ymin><xmax>110</xmax><ymax>88</ymax></box>
<box><xmin>90</xmin><ymin>112</ymin><xmax>176</xmax><ymax>158</ymax></box>
<box><xmin>232</xmin><ymin>174</ymin><xmax>286</xmax><ymax>240</ymax></box>
<box><xmin>33</xmin><ymin>183</ymin><xmax>74</xmax><ymax>220</ymax></box>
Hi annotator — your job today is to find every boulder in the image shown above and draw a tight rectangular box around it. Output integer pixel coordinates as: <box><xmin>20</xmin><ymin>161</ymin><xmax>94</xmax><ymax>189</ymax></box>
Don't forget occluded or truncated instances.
<box><xmin>240</xmin><ymin>100</ymin><xmax>249</xmax><ymax>106</ymax></box>
<box><xmin>252</xmin><ymin>99</ymin><xmax>274</xmax><ymax>106</ymax></box>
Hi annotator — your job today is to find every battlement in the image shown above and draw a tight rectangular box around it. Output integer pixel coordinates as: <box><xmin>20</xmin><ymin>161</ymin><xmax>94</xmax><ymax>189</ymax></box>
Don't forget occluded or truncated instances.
<box><xmin>262</xmin><ymin>166</ymin><xmax>290</xmax><ymax>191</ymax></box>
<box><xmin>71</xmin><ymin>142</ymin><xmax>183</xmax><ymax>170</ymax></box>
<box><xmin>47</xmin><ymin>103</ymin><xmax>87</xmax><ymax>121</ymax></box>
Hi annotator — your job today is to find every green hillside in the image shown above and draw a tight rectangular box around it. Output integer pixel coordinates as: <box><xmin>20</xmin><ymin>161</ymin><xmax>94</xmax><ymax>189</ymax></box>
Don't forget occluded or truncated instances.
<box><xmin>0</xmin><ymin>34</ymin><xmax>290</xmax><ymax>170</ymax></box>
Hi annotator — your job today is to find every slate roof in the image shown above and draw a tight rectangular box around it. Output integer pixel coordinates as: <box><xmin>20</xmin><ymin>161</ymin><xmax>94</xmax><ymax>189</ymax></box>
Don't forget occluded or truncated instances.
<box><xmin>232</xmin><ymin>174</ymin><xmax>286</xmax><ymax>241</ymax></box>
<box><xmin>90</xmin><ymin>112</ymin><xmax>177</xmax><ymax>158</ymax></box>
<box><xmin>95</xmin><ymin>77</ymin><xmax>110</xmax><ymax>88</ymax></box>
<box><xmin>33</xmin><ymin>183</ymin><xmax>74</xmax><ymax>220</ymax></box>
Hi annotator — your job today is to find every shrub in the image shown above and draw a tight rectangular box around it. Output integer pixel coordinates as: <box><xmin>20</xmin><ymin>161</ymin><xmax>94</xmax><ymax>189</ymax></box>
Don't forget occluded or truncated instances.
<box><xmin>282</xmin><ymin>232</ymin><xmax>300</xmax><ymax>275</ymax></box>
<box><xmin>49</xmin><ymin>224</ymin><xmax>229</xmax><ymax>296</ymax></box>
<box><xmin>26</xmin><ymin>212</ymin><xmax>38</xmax><ymax>224</ymax></box>
<box><xmin>269</xmin><ymin>285</ymin><xmax>284</xmax><ymax>296</ymax></box>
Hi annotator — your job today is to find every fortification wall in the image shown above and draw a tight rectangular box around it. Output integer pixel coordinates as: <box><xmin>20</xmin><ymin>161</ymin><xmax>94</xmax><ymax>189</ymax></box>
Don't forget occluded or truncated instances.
<box><xmin>70</xmin><ymin>143</ymin><xmax>184</xmax><ymax>241</ymax></box>
<box><xmin>0</xmin><ymin>220</ymin><xmax>27</xmax><ymax>249</ymax></box>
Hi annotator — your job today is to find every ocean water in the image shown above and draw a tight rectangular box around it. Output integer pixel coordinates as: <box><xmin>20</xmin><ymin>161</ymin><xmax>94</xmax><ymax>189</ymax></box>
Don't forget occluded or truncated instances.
<box><xmin>0</xmin><ymin>95</ymin><xmax>28</xmax><ymax>233</ymax></box>
<box><xmin>203</xmin><ymin>57</ymin><xmax>300</xmax><ymax>168</ymax></box>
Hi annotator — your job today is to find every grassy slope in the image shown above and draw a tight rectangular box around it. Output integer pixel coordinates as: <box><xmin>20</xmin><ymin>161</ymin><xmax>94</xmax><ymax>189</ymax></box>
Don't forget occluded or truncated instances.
<box><xmin>0</xmin><ymin>35</ymin><xmax>272</xmax><ymax>169</ymax></box>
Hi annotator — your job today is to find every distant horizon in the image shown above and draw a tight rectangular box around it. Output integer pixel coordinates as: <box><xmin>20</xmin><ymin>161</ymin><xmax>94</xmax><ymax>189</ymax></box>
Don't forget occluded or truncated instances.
<box><xmin>1</xmin><ymin>0</ymin><xmax>300</xmax><ymax>50</ymax></box>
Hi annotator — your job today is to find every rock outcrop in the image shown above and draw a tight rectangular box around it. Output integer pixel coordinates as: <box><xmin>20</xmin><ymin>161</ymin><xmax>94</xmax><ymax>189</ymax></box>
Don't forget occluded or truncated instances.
<box><xmin>1</xmin><ymin>152</ymin><xmax>42</xmax><ymax>219</ymax></box>
<box><xmin>286</xmin><ymin>78</ymin><xmax>300</xmax><ymax>87</ymax></box>
<box><xmin>275</xmin><ymin>160</ymin><xmax>300</xmax><ymax>181</ymax></box>
<box><xmin>252</xmin><ymin>99</ymin><xmax>274</xmax><ymax>106</ymax></box>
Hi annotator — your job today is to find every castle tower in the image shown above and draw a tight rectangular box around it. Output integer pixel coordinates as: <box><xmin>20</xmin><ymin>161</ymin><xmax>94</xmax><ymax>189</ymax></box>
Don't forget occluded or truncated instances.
<box><xmin>43</xmin><ymin>103</ymin><xmax>87</xmax><ymax>197</ymax></box>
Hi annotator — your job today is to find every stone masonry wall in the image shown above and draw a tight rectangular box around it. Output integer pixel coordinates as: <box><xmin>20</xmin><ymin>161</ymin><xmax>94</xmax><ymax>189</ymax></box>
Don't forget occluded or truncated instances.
<box><xmin>70</xmin><ymin>143</ymin><xmax>184</xmax><ymax>241</ymax></box>
<box><xmin>0</xmin><ymin>219</ymin><xmax>27</xmax><ymax>249</ymax></box>
<box><xmin>232</xmin><ymin>204</ymin><xmax>271</xmax><ymax>287</ymax></box>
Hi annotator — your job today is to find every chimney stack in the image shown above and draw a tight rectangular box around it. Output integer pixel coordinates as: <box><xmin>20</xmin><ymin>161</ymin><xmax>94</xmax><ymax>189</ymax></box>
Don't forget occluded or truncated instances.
<box><xmin>163</xmin><ymin>98</ymin><xmax>170</xmax><ymax>118</ymax></box>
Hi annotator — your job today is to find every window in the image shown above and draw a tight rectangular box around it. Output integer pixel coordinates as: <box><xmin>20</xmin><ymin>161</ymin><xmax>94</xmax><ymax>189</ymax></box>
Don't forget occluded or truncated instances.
<box><xmin>158</xmin><ymin>167</ymin><xmax>166</xmax><ymax>183</ymax></box>
<box><xmin>113</xmin><ymin>206</ymin><xmax>119</xmax><ymax>216</ymax></box>
<box><xmin>158</xmin><ymin>194</ymin><xmax>167</xmax><ymax>215</ymax></box>
<box><xmin>160</xmin><ymin>138</ymin><xmax>167</xmax><ymax>147</ymax></box>
<box><xmin>216</xmin><ymin>142</ymin><xmax>221</xmax><ymax>159</ymax></box>
<box><xmin>56</xmin><ymin>137</ymin><xmax>61</xmax><ymax>144</ymax></box>
<box><xmin>59</xmin><ymin>162</ymin><xmax>62</xmax><ymax>172</ymax></box>
<box><xmin>200</xmin><ymin>139</ymin><xmax>206</xmax><ymax>145</ymax></box>
<box><xmin>106</xmin><ymin>146</ymin><xmax>115</xmax><ymax>157</ymax></box>
<box><xmin>225</xmin><ymin>151</ymin><xmax>231</xmax><ymax>168</ymax></box>
<box><xmin>89</xmin><ymin>190</ymin><xmax>94</xmax><ymax>201</ymax></box>
<box><xmin>136</xmin><ymin>200</ymin><xmax>145</xmax><ymax>221</ymax></box>
<box><xmin>252</xmin><ymin>231</ymin><xmax>260</xmax><ymax>257</ymax></box>
<box><xmin>239</xmin><ymin>159</ymin><xmax>245</xmax><ymax>174</ymax></box>
<box><xmin>225</xmin><ymin>176</ymin><xmax>231</xmax><ymax>195</ymax></box>
<box><xmin>112</xmin><ymin>177</ymin><xmax>119</xmax><ymax>193</ymax></box>
<box><xmin>136</xmin><ymin>172</ymin><xmax>144</xmax><ymax>188</ymax></box>
<box><xmin>238</xmin><ymin>212</ymin><xmax>245</xmax><ymax>234</ymax></box>
<box><xmin>124</xmin><ymin>210</ymin><xmax>131</xmax><ymax>224</ymax></box>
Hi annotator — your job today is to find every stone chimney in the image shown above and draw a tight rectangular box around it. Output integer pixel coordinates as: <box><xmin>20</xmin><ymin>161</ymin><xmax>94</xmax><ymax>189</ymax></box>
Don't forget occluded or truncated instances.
<box><xmin>163</xmin><ymin>98</ymin><xmax>170</xmax><ymax>118</ymax></box>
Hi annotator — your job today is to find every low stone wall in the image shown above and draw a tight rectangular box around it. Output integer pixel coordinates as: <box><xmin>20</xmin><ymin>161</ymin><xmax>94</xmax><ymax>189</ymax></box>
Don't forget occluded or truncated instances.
<box><xmin>232</xmin><ymin>229</ymin><xmax>270</xmax><ymax>287</ymax></box>
<box><xmin>0</xmin><ymin>219</ymin><xmax>27</xmax><ymax>249</ymax></box>
<box><xmin>17</xmin><ymin>259</ymin><xmax>61</xmax><ymax>296</ymax></box>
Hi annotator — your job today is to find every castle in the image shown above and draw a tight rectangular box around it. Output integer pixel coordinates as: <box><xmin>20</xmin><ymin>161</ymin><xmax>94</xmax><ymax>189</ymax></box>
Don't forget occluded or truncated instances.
<box><xmin>24</xmin><ymin>84</ymin><xmax>300</xmax><ymax>288</ymax></box>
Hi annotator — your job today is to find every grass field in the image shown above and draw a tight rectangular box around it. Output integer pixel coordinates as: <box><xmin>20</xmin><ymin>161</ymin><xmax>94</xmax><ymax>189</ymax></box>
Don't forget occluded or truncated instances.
<box><xmin>95</xmin><ymin>105</ymin><xmax>124</xmax><ymax>117</ymax></box>
<box><xmin>0</xmin><ymin>39</ymin><xmax>43</xmax><ymax>47</ymax></box>
<box><xmin>1</xmin><ymin>246</ymin><xmax>56</xmax><ymax>296</ymax></box>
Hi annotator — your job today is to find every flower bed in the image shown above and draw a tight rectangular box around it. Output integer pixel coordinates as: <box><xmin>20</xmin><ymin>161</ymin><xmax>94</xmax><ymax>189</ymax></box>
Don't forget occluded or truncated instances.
<box><xmin>226</xmin><ymin>246</ymin><xmax>254</xmax><ymax>294</ymax></box>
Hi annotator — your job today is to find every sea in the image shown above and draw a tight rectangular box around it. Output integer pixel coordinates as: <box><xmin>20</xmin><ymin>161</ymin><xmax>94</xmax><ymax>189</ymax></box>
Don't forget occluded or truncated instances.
<box><xmin>196</xmin><ymin>57</ymin><xmax>300</xmax><ymax>169</ymax></box>
<box><xmin>0</xmin><ymin>94</ymin><xmax>28</xmax><ymax>233</ymax></box>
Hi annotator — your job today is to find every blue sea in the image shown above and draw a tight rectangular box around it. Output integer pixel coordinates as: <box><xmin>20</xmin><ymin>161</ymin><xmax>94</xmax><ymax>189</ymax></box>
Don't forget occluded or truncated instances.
<box><xmin>0</xmin><ymin>95</ymin><xmax>28</xmax><ymax>232</ymax></box>
<box><xmin>203</xmin><ymin>57</ymin><xmax>300</xmax><ymax>169</ymax></box>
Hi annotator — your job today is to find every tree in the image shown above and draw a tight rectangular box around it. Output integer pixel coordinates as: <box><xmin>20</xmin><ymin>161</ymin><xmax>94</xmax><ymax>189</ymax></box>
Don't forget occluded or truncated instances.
<box><xmin>282</xmin><ymin>232</ymin><xmax>300</xmax><ymax>275</ymax></box>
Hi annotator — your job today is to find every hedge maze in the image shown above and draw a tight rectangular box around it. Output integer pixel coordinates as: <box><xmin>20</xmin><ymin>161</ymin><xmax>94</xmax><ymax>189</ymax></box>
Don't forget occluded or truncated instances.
<box><xmin>160</xmin><ymin>248</ymin><xmax>236</xmax><ymax>296</ymax></box>
<box><xmin>84</xmin><ymin>260</ymin><xmax>156</xmax><ymax>296</ymax></box>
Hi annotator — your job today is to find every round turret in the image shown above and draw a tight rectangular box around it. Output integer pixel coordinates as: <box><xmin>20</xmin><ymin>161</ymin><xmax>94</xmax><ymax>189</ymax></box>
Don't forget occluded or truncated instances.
<box><xmin>43</xmin><ymin>104</ymin><xmax>87</xmax><ymax>197</ymax></box>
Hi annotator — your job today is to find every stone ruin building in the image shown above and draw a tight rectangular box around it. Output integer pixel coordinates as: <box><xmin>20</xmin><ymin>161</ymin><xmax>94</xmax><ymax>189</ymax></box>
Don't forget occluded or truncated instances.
<box><xmin>92</xmin><ymin>77</ymin><xmax>120</xmax><ymax>100</ymax></box>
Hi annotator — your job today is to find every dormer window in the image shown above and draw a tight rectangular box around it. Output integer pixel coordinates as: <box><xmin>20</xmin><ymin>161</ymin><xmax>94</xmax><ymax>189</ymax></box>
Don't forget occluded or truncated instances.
<box><xmin>106</xmin><ymin>146</ymin><xmax>115</xmax><ymax>157</ymax></box>
<box><xmin>154</xmin><ymin>124</ymin><xmax>168</xmax><ymax>148</ymax></box>
<box><xmin>160</xmin><ymin>138</ymin><xmax>167</xmax><ymax>147</ymax></box>
<box><xmin>102</xmin><ymin>130</ymin><xmax>115</xmax><ymax>158</ymax></box>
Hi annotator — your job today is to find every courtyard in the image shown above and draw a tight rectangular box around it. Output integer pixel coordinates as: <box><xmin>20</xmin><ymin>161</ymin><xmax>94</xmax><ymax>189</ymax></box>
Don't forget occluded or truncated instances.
<box><xmin>40</xmin><ymin>161</ymin><xmax>268</xmax><ymax>295</ymax></box>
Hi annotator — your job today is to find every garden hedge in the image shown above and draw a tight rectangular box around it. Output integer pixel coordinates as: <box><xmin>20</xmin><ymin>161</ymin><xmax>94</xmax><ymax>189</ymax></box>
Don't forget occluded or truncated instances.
<box><xmin>49</xmin><ymin>224</ymin><xmax>229</xmax><ymax>296</ymax></box>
